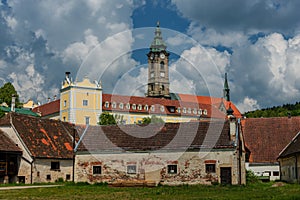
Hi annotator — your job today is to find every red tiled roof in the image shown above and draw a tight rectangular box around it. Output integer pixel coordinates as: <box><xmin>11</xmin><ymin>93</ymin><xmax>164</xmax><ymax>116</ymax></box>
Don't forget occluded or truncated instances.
<box><xmin>76</xmin><ymin>120</ymin><xmax>234</xmax><ymax>152</ymax></box>
<box><xmin>102</xmin><ymin>93</ymin><xmax>226</xmax><ymax>119</ymax></box>
<box><xmin>1</xmin><ymin>113</ymin><xmax>76</xmax><ymax>159</ymax></box>
<box><xmin>32</xmin><ymin>99</ymin><xmax>60</xmax><ymax>117</ymax></box>
<box><xmin>0</xmin><ymin>129</ymin><xmax>22</xmax><ymax>153</ymax></box>
<box><xmin>241</xmin><ymin>117</ymin><xmax>300</xmax><ymax>163</ymax></box>
<box><xmin>32</xmin><ymin>93</ymin><xmax>242</xmax><ymax>119</ymax></box>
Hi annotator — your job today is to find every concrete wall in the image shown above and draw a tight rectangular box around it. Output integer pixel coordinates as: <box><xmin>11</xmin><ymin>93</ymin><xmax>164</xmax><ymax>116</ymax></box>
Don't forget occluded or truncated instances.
<box><xmin>75</xmin><ymin>150</ymin><xmax>245</xmax><ymax>185</ymax></box>
<box><xmin>279</xmin><ymin>155</ymin><xmax>300</xmax><ymax>183</ymax></box>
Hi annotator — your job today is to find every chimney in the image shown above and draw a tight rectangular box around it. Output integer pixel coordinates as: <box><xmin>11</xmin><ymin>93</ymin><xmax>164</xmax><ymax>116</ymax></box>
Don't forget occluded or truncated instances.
<box><xmin>11</xmin><ymin>94</ymin><xmax>16</xmax><ymax>112</ymax></box>
<box><xmin>65</xmin><ymin>72</ymin><xmax>71</xmax><ymax>84</ymax></box>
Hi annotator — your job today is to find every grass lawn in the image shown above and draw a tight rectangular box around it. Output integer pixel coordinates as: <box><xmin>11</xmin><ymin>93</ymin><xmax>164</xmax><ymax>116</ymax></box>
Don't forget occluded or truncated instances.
<box><xmin>0</xmin><ymin>182</ymin><xmax>300</xmax><ymax>200</ymax></box>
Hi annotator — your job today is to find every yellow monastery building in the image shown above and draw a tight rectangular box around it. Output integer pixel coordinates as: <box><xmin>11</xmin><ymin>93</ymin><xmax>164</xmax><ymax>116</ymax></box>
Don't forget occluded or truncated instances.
<box><xmin>33</xmin><ymin>23</ymin><xmax>241</xmax><ymax>125</ymax></box>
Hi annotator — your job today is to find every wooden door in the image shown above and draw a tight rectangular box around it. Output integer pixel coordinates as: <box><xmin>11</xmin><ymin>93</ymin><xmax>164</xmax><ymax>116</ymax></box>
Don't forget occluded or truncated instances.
<box><xmin>220</xmin><ymin>167</ymin><xmax>232</xmax><ymax>184</ymax></box>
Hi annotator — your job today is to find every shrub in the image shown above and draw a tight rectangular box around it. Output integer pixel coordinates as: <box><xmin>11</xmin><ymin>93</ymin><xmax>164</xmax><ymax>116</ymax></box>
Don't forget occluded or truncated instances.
<box><xmin>246</xmin><ymin>170</ymin><xmax>260</xmax><ymax>184</ymax></box>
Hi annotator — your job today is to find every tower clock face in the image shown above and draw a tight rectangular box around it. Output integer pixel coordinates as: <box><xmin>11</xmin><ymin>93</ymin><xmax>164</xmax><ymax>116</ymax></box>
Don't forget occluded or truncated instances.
<box><xmin>160</xmin><ymin>53</ymin><xmax>165</xmax><ymax>59</ymax></box>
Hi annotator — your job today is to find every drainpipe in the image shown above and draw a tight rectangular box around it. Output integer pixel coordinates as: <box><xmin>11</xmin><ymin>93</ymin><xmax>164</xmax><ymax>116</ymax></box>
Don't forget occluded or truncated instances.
<box><xmin>72</xmin><ymin>127</ymin><xmax>76</xmax><ymax>183</ymax></box>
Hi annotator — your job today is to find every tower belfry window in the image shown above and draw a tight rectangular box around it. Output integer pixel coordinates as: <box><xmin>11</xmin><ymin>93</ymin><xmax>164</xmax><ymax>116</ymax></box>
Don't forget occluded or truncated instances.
<box><xmin>160</xmin><ymin>61</ymin><xmax>164</xmax><ymax>70</ymax></box>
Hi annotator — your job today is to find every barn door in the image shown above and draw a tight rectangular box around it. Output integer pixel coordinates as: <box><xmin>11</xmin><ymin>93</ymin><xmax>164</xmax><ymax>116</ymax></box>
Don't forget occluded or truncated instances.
<box><xmin>220</xmin><ymin>167</ymin><xmax>232</xmax><ymax>184</ymax></box>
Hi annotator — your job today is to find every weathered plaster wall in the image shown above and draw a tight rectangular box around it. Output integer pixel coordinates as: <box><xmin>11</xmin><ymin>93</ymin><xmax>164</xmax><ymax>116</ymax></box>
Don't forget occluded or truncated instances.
<box><xmin>279</xmin><ymin>155</ymin><xmax>300</xmax><ymax>183</ymax></box>
<box><xmin>75</xmin><ymin>150</ymin><xmax>244</xmax><ymax>185</ymax></box>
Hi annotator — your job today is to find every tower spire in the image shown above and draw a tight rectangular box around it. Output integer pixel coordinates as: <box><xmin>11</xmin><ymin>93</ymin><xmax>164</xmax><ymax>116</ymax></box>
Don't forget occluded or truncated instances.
<box><xmin>223</xmin><ymin>73</ymin><xmax>230</xmax><ymax>101</ymax></box>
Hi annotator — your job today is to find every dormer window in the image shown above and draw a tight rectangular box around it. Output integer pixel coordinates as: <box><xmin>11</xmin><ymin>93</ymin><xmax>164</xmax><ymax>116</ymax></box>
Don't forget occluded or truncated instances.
<box><xmin>112</xmin><ymin>102</ymin><xmax>117</xmax><ymax>109</ymax></box>
<box><xmin>187</xmin><ymin>108</ymin><xmax>191</xmax><ymax>114</ymax></box>
<box><xmin>160</xmin><ymin>106</ymin><xmax>165</xmax><ymax>112</ymax></box>
<box><xmin>203</xmin><ymin>109</ymin><xmax>208</xmax><ymax>115</ymax></box>
<box><xmin>183</xmin><ymin>107</ymin><xmax>186</xmax><ymax>113</ymax></box>
<box><xmin>198</xmin><ymin>109</ymin><xmax>202</xmax><ymax>115</ymax></box>
<box><xmin>150</xmin><ymin>105</ymin><xmax>155</xmax><ymax>112</ymax></box>
<box><xmin>132</xmin><ymin>104</ymin><xmax>136</xmax><ymax>110</ymax></box>
<box><xmin>105</xmin><ymin>101</ymin><xmax>109</xmax><ymax>108</ymax></box>
<box><xmin>126</xmin><ymin>103</ymin><xmax>130</xmax><ymax>109</ymax></box>
<box><xmin>138</xmin><ymin>104</ymin><xmax>142</xmax><ymax>110</ymax></box>
<box><xmin>119</xmin><ymin>103</ymin><xmax>124</xmax><ymax>109</ymax></box>
<box><xmin>177</xmin><ymin>107</ymin><xmax>181</xmax><ymax>113</ymax></box>
<box><xmin>193</xmin><ymin>108</ymin><xmax>197</xmax><ymax>115</ymax></box>
<box><xmin>144</xmin><ymin>105</ymin><xmax>149</xmax><ymax>111</ymax></box>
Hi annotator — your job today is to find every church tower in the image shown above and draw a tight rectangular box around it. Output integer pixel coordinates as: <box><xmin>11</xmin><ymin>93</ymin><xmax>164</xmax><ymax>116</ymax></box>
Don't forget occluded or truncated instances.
<box><xmin>223</xmin><ymin>73</ymin><xmax>230</xmax><ymax>101</ymax></box>
<box><xmin>146</xmin><ymin>22</ymin><xmax>170</xmax><ymax>98</ymax></box>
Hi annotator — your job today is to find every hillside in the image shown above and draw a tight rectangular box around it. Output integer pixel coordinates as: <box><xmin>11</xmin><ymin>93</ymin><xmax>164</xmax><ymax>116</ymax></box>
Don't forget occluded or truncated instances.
<box><xmin>244</xmin><ymin>102</ymin><xmax>300</xmax><ymax>118</ymax></box>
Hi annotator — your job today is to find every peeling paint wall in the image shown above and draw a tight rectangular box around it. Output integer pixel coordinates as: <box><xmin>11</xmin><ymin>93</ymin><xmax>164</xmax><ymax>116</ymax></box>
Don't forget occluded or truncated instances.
<box><xmin>75</xmin><ymin>150</ymin><xmax>245</xmax><ymax>185</ymax></box>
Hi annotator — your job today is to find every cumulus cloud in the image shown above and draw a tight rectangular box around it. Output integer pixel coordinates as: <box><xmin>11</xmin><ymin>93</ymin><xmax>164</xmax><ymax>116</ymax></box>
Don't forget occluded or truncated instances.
<box><xmin>172</xmin><ymin>0</ymin><xmax>300</xmax><ymax>34</ymax></box>
<box><xmin>236</xmin><ymin>97</ymin><xmax>260</xmax><ymax>113</ymax></box>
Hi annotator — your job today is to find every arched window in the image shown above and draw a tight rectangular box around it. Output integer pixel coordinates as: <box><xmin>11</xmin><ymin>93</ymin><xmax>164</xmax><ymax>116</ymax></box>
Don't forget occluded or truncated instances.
<box><xmin>160</xmin><ymin>61</ymin><xmax>164</xmax><ymax>70</ymax></box>
<box><xmin>161</xmin><ymin>85</ymin><xmax>165</xmax><ymax>91</ymax></box>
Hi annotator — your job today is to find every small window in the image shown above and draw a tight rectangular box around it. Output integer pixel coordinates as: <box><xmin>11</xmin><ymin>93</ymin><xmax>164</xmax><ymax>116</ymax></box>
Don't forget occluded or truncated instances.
<box><xmin>183</xmin><ymin>107</ymin><xmax>187</xmax><ymax>113</ymax></box>
<box><xmin>105</xmin><ymin>101</ymin><xmax>110</xmax><ymax>108</ymax></box>
<box><xmin>160</xmin><ymin>72</ymin><xmax>165</xmax><ymax>77</ymax></box>
<box><xmin>198</xmin><ymin>109</ymin><xmax>202</xmax><ymax>115</ymax></box>
<box><xmin>203</xmin><ymin>109</ymin><xmax>208</xmax><ymax>115</ymax></box>
<box><xmin>144</xmin><ymin>105</ymin><xmax>149</xmax><ymax>111</ymax></box>
<box><xmin>205</xmin><ymin>164</ymin><xmax>216</xmax><ymax>173</ymax></box>
<box><xmin>46</xmin><ymin>174</ymin><xmax>51</xmax><ymax>180</ymax></box>
<box><xmin>150</xmin><ymin>72</ymin><xmax>154</xmax><ymax>78</ymax></box>
<box><xmin>83</xmin><ymin>100</ymin><xmax>88</xmax><ymax>106</ymax></box>
<box><xmin>193</xmin><ymin>108</ymin><xmax>197</xmax><ymax>114</ymax></box>
<box><xmin>85</xmin><ymin>116</ymin><xmax>90</xmax><ymax>125</ymax></box>
<box><xmin>273</xmin><ymin>171</ymin><xmax>279</xmax><ymax>176</ymax></box>
<box><xmin>151</xmin><ymin>105</ymin><xmax>155</xmax><ymax>112</ymax></box>
<box><xmin>63</xmin><ymin>117</ymin><xmax>66</xmax><ymax>122</ymax></box>
<box><xmin>66</xmin><ymin>174</ymin><xmax>71</xmax><ymax>180</ymax></box>
<box><xmin>138</xmin><ymin>104</ymin><xmax>142</xmax><ymax>110</ymax></box>
<box><xmin>126</xmin><ymin>103</ymin><xmax>130</xmax><ymax>109</ymax></box>
<box><xmin>64</xmin><ymin>100</ymin><xmax>67</xmax><ymax>107</ymax></box>
<box><xmin>93</xmin><ymin>166</ymin><xmax>102</xmax><ymax>175</ymax></box>
<box><xmin>187</xmin><ymin>108</ymin><xmax>191</xmax><ymax>114</ymax></box>
<box><xmin>127</xmin><ymin>165</ymin><xmax>137</xmax><ymax>174</ymax></box>
<box><xmin>51</xmin><ymin>161</ymin><xmax>60</xmax><ymax>170</ymax></box>
<box><xmin>167</xmin><ymin>165</ymin><xmax>177</xmax><ymax>174</ymax></box>
<box><xmin>177</xmin><ymin>107</ymin><xmax>181</xmax><ymax>113</ymax></box>
<box><xmin>112</xmin><ymin>102</ymin><xmax>117</xmax><ymax>109</ymax></box>
<box><xmin>132</xmin><ymin>104</ymin><xmax>136</xmax><ymax>110</ymax></box>
<box><xmin>160</xmin><ymin>106</ymin><xmax>165</xmax><ymax>112</ymax></box>
<box><xmin>119</xmin><ymin>103</ymin><xmax>124</xmax><ymax>109</ymax></box>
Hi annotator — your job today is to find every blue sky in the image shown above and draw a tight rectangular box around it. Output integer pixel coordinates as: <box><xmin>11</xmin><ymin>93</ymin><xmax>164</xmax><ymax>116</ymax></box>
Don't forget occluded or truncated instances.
<box><xmin>1</xmin><ymin>0</ymin><xmax>300</xmax><ymax>112</ymax></box>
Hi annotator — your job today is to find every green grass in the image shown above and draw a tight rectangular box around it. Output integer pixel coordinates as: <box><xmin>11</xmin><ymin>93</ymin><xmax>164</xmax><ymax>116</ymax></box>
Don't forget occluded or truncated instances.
<box><xmin>0</xmin><ymin>182</ymin><xmax>300</xmax><ymax>200</ymax></box>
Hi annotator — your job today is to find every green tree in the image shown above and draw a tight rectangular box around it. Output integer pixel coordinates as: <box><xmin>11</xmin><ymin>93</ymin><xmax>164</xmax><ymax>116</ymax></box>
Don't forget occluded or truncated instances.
<box><xmin>0</xmin><ymin>82</ymin><xmax>21</xmax><ymax>107</ymax></box>
<box><xmin>142</xmin><ymin>115</ymin><xmax>164</xmax><ymax>124</ymax></box>
<box><xmin>98</xmin><ymin>112</ymin><xmax>116</xmax><ymax>125</ymax></box>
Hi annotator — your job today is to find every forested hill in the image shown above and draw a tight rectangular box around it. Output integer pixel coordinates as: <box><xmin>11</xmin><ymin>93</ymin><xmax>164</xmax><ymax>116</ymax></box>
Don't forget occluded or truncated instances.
<box><xmin>244</xmin><ymin>102</ymin><xmax>300</xmax><ymax>118</ymax></box>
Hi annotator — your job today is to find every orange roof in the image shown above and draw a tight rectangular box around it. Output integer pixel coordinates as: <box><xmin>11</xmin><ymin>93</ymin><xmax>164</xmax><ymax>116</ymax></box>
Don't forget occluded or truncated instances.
<box><xmin>32</xmin><ymin>93</ymin><xmax>242</xmax><ymax>119</ymax></box>
<box><xmin>32</xmin><ymin>99</ymin><xmax>60</xmax><ymax>116</ymax></box>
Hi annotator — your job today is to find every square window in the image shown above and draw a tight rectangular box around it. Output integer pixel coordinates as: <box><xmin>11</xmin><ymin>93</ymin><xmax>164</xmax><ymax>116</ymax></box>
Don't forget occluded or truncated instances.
<box><xmin>93</xmin><ymin>166</ymin><xmax>102</xmax><ymax>175</ymax></box>
<box><xmin>273</xmin><ymin>171</ymin><xmax>279</xmax><ymax>176</ymax></box>
<box><xmin>205</xmin><ymin>164</ymin><xmax>216</xmax><ymax>173</ymax></box>
<box><xmin>51</xmin><ymin>161</ymin><xmax>60</xmax><ymax>170</ymax></box>
<box><xmin>66</xmin><ymin>174</ymin><xmax>71</xmax><ymax>180</ymax></box>
<box><xmin>167</xmin><ymin>165</ymin><xmax>177</xmax><ymax>174</ymax></box>
<box><xmin>46</xmin><ymin>174</ymin><xmax>51</xmax><ymax>180</ymax></box>
<box><xmin>83</xmin><ymin>100</ymin><xmax>88</xmax><ymax>106</ymax></box>
<box><xmin>127</xmin><ymin>165</ymin><xmax>137</xmax><ymax>174</ymax></box>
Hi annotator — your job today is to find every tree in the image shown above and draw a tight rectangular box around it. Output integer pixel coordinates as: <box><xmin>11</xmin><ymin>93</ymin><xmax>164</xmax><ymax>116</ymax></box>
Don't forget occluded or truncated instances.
<box><xmin>0</xmin><ymin>82</ymin><xmax>21</xmax><ymax>107</ymax></box>
<box><xmin>142</xmin><ymin>115</ymin><xmax>164</xmax><ymax>124</ymax></box>
<box><xmin>98</xmin><ymin>112</ymin><xmax>116</xmax><ymax>125</ymax></box>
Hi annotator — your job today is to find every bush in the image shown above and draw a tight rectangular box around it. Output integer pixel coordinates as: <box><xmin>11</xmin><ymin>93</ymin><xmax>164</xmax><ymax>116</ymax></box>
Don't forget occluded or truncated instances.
<box><xmin>246</xmin><ymin>170</ymin><xmax>260</xmax><ymax>184</ymax></box>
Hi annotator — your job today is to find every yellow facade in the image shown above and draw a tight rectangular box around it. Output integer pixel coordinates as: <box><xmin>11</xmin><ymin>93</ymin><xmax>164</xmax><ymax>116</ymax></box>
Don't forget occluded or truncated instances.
<box><xmin>60</xmin><ymin>76</ymin><xmax>102</xmax><ymax>125</ymax></box>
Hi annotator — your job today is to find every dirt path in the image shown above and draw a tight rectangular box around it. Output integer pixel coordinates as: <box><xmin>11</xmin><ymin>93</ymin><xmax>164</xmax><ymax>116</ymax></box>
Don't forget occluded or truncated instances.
<box><xmin>0</xmin><ymin>185</ymin><xmax>63</xmax><ymax>190</ymax></box>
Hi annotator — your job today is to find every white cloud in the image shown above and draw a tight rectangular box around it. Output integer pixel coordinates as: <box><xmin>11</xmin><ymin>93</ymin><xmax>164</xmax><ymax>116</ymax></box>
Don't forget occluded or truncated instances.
<box><xmin>237</xmin><ymin>97</ymin><xmax>260</xmax><ymax>113</ymax></box>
